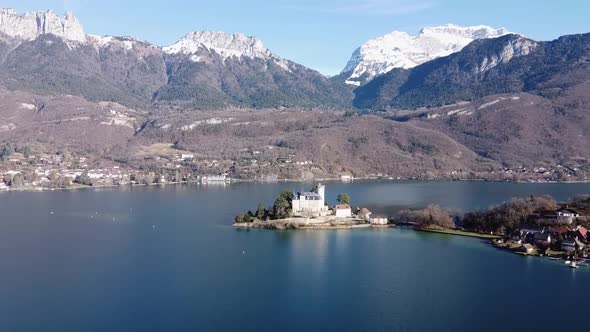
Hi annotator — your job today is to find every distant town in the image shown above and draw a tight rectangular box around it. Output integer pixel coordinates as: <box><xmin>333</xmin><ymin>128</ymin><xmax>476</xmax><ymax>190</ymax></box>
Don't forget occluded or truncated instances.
<box><xmin>0</xmin><ymin>142</ymin><xmax>587</xmax><ymax>192</ymax></box>
<box><xmin>0</xmin><ymin>146</ymin><xmax>231</xmax><ymax>191</ymax></box>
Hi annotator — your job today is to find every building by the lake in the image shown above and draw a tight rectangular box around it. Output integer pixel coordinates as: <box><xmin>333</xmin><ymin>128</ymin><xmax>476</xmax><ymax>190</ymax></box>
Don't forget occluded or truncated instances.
<box><xmin>292</xmin><ymin>183</ymin><xmax>330</xmax><ymax>217</ymax></box>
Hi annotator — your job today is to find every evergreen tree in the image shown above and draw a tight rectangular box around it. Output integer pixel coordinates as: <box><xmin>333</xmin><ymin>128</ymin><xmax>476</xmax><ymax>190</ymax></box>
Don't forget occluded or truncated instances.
<box><xmin>256</xmin><ymin>203</ymin><xmax>266</xmax><ymax>220</ymax></box>
<box><xmin>272</xmin><ymin>190</ymin><xmax>294</xmax><ymax>219</ymax></box>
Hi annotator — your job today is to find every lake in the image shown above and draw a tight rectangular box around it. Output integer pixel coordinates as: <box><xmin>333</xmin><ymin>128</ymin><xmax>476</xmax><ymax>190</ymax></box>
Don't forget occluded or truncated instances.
<box><xmin>1</xmin><ymin>181</ymin><xmax>589</xmax><ymax>331</ymax></box>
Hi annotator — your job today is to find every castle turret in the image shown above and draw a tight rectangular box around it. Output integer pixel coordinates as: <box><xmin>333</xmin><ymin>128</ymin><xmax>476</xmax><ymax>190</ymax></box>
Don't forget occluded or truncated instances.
<box><xmin>317</xmin><ymin>183</ymin><xmax>325</xmax><ymax>205</ymax></box>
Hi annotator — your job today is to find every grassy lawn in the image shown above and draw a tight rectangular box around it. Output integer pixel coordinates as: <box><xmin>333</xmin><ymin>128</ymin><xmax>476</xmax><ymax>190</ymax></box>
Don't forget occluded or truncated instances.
<box><xmin>416</xmin><ymin>227</ymin><xmax>500</xmax><ymax>239</ymax></box>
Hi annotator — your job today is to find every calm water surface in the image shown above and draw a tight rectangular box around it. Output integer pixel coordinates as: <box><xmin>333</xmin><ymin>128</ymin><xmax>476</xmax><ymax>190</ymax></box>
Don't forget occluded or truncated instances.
<box><xmin>0</xmin><ymin>181</ymin><xmax>589</xmax><ymax>331</ymax></box>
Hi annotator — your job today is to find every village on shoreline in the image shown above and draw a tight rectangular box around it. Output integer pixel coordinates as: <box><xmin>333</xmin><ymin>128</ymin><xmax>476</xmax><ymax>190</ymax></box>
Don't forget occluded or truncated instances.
<box><xmin>0</xmin><ymin>142</ymin><xmax>589</xmax><ymax>193</ymax></box>
<box><xmin>233</xmin><ymin>183</ymin><xmax>590</xmax><ymax>266</ymax></box>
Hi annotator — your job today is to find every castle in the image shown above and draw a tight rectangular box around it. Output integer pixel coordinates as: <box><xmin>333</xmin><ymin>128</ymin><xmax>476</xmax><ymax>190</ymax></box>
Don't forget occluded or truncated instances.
<box><xmin>292</xmin><ymin>183</ymin><xmax>330</xmax><ymax>217</ymax></box>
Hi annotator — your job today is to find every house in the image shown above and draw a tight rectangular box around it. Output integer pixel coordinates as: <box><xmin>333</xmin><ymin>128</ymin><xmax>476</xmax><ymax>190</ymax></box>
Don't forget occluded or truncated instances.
<box><xmin>554</xmin><ymin>208</ymin><xmax>580</xmax><ymax>225</ymax></box>
<box><xmin>510</xmin><ymin>230</ymin><xmax>526</xmax><ymax>244</ymax></box>
<box><xmin>556</xmin><ymin>208</ymin><xmax>580</xmax><ymax>218</ymax></box>
<box><xmin>357</xmin><ymin>208</ymin><xmax>372</xmax><ymax>221</ymax></box>
<box><xmin>292</xmin><ymin>183</ymin><xmax>330</xmax><ymax>217</ymax></box>
<box><xmin>201</xmin><ymin>175</ymin><xmax>229</xmax><ymax>183</ymax></box>
<box><xmin>518</xmin><ymin>228</ymin><xmax>542</xmax><ymax>244</ymax></box>
<box><xmin>549</xmin><ymin>225</ymin><xmax>570</xmax><ymax>237</ymax></box>
<box><xmin>574</xmin><ymin>225</ymin><xmax>588</xmax><ymax>241</ymax></box>
<box><xmin>519</xmin><ymin>244</ymin><xmax>534</xmax><ymax>254</ymax></box>
<box><xmin>334</xmin><ymin>204</ymin><xmax>352</xmax><ymax>218</ymax></box>
<box><xmin>340</xmin><ymin>175</ymin><xmax>353</xmax><ymax>182</ymax></box>
<box><xmin>562</xmin><ymin>238</ymin><xmax>585</xmax><ymax>252</ymax></box>
<box><xmin>370</xmin><ymin>217</ymin><xmax>389</xmax><ymax>225</ymax></box>
<box><xmin>533</xmin><ymin>232</ymin><xmax>552</xmax><ymax>247</ymax></box>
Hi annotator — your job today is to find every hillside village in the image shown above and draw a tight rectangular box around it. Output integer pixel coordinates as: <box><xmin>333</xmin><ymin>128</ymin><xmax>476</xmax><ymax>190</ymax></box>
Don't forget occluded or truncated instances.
<box><xmin>0</xmin><ymin>147</ymin><xmax>232</xmax><ymax>191</ymax></box>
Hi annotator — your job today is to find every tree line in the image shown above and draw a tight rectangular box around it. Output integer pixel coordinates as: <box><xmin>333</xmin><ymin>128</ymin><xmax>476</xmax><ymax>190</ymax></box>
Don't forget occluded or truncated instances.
<box><xmin>397</xmin><ymin>195</ymin><xmax>590</xmax><ymax>234</ymax></box>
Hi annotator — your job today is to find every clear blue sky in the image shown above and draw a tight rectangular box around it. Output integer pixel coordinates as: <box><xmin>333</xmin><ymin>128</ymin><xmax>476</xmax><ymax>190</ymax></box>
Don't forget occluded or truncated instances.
<box><xmin>6</xmin><ymin>0</ymin><xmax>590</xmax><ymax>75</ymax></box>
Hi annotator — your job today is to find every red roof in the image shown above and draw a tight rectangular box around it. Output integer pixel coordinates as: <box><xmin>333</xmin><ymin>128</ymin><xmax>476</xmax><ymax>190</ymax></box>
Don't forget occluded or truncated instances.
<box><xmin>577</xmin><ymin>226</ymin><xmax>588</xmax><ymax>238</ymax></box>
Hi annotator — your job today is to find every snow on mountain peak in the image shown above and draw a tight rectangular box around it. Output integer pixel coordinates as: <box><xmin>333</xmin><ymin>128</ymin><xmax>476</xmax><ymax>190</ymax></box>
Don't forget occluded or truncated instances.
<box><xmin>164</xmin><ymin>31</ymin><xmax>273</xmax><ymax>60</ymax></box>
<box><xmin>342</xmin><ymin>24</ymin><xmax>511</xmax><ymax>86</ymax></box>
<box><xmin>0</xmin><ymin>8</ymin><xmax>86</xmax><ymax>42</ymax></box>
<box><xmin>163</xmin><ymin>30</ymin><xmax>291</xmax><ymax>71</ymax></box>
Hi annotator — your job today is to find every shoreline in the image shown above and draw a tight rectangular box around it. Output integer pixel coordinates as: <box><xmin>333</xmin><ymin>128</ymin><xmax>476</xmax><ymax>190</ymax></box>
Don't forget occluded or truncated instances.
<box><xmin>414</xmin><ymin>228</ymin><xmax>501</xmax><ymax>239</ymax></box>
<box><xmin>3</xmin><ymin>177</ymin><xmax>590</xmax><ymax>193</ymax></box>
<box><xmin>233</xmin><ymin>216</ymin><xmax>393</xmax><ymax>230</ymax></box>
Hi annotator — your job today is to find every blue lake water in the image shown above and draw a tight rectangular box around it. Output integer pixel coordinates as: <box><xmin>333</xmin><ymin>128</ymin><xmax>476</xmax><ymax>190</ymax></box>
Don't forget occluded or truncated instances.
<box><xmin>0</xmin><ymin>181</ymin><xmax>589</xmax><ymax>331</ymax></box>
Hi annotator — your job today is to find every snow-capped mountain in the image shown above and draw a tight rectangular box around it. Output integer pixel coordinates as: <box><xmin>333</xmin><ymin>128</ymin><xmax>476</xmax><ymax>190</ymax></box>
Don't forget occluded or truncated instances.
<box><xmin>341</xmin><ymin>24</ymin><xmax>511</xmax><ymax>86</ymax></box>
<box><xmin>0</xmin><ymin>9</ymin><xmax>352</xmax><ymax>108</ymax></box>
<box><xmin>158</xmin><ymin>30</ymin><xmax>352</xmax><ymax>108</ymax></box>
<box><xmin>163</xmin><ymin>31</ymin><xmax>290</xmax><ymax>70</ymax></box>
<box><xmin>164</xmin><ymin>31</ymin><xmax>271</xmax><ymax>60</ymax></box>
<box><xmin>0</xmin><ymin>8</ymin><xmax>86</xmax><ymax>42</ymax></box>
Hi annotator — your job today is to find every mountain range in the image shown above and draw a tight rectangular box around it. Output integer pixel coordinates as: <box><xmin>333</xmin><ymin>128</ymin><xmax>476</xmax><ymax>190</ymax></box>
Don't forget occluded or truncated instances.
<box><xmin>0</xmin><ymin>8</ymin><xmax>589</xmax><ymax>181</ymax></box>
<box><xmin>0</xmin><ymin>9</ymin><xmax>352</xmax><ymax>109</ymax></box>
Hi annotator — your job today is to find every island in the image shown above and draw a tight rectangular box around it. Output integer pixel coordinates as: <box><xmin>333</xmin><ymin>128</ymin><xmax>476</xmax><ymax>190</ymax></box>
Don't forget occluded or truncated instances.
<box><xmin>233</xmin><ymin>183</ymin><xmax>390</xmax><ymax>229</ymax></box>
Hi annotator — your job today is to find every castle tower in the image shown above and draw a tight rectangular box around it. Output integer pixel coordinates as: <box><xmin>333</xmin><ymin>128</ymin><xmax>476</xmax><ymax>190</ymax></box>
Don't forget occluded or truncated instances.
<box><xmin>317</xmin><ymin>183</ymin><xmax>325</xmax><ymax>205</ymax></box>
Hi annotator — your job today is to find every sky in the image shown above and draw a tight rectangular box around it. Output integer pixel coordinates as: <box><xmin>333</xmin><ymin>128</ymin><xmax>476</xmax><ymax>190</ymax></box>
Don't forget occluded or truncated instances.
<box><xmin>4</xmin><ymin>0</ymin><xmax>590</xmax><ymax>75</ymax></box>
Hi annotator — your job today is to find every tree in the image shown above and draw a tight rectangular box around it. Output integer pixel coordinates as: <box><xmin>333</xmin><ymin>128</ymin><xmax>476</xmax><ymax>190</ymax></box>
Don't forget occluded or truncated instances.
<box><xmin>22</xmin><ymin>146</ymin><xmax>32</xmax><ymax>158</ymax></box>
<box><xmin>245</xmin><ymin>211</ymin><xmax>256</xmax><ymax>223</ymax></box>
<box><xmin>337</xmin><ymin>193</ymin><xmax>350</xmax><ymax>205</ymax></box>
<box><xmin>234</xmin><ymin>214</ymin><xmax>245</xmax><ymax>224</ymax></box>
<box><xmin>3</xmin><ymin>174</ymin><xmax>11</xmax><ymax>186</ymax></box>
<box><xmin>271</xmin><ymin>190</ymin><xmax>294</xmax><ymax>220</ymax></box>
<box><xmin>10</xmin><ymin>174</ymin><xmax>24</xmax><ymax>188</ymax></box>
<box><xmin>75</xmin><ymin>171</ymin><xmax>93</xmax><ymax>186</ymax></box>
<box><xmin>256</xmin><ymin>202</ymin><xmax>267</xmax><ymax>220</ymax></box>
<box><xmin>0</xmin><ymin>143</ymin><xmax>15</xmax><ymax>161</ymax></box>
<box><xmin>399</xmin><ymin>205</ymin><xmax>455</xmax><ymax>230</ymax></box>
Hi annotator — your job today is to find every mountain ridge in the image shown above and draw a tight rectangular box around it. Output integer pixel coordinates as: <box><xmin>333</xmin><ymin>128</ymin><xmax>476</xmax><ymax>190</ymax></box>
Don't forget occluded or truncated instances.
<box><xmin>353</xmin><ymin>33</ymin><xmax>590</xmax><ymax>109</ymax></box>
<box><xmin>340</xmin><ymin>24</ymin><xmax>511</xmax><ymax>86</ymax></box>
<box><xmin>0</xmin><ymin>8</ymin><xmax>353</xmax><ymax>109</ymax></box>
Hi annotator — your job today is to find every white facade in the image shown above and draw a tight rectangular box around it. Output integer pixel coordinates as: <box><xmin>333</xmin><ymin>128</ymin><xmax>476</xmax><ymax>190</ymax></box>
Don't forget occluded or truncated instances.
<box><xmin>370</xmin><ymin>217</ymin><xmax>388</xmax><ymax>225</ymax></box>
<box><xmin>202</xmin><ymin>175</ymin><xmax>229</xmax><ymax>183</ymax></box>
<box><xmin>557</xmin><ymin>209</ymin><xmax>579</xmax><ymax>218</ymax></box>
<box><xmin>292</xmin><ymin>183</ymin><xmax>329</xmax><ymax>217</ymax></box>
<box><xmin>340</xmin><ymin>175</ymin><xmax>353</xmax><ymax>182</ymax></box>
<box><xmin>555</xmin><ymin>209</ymin><xmax>580</xmax><ymax>225</ymax></box>
<box><xmin>334</xmin><ymin>205</ymin><xmax>352</xmax><ymax>218</ymax></box>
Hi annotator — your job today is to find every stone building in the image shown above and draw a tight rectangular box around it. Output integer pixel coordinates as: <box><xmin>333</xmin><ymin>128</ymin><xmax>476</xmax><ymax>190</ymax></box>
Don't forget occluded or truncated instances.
<box><xmin>292</xmin><ymin>183</ymin><xmax>330</xmax><ymax>217</ymax></box>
